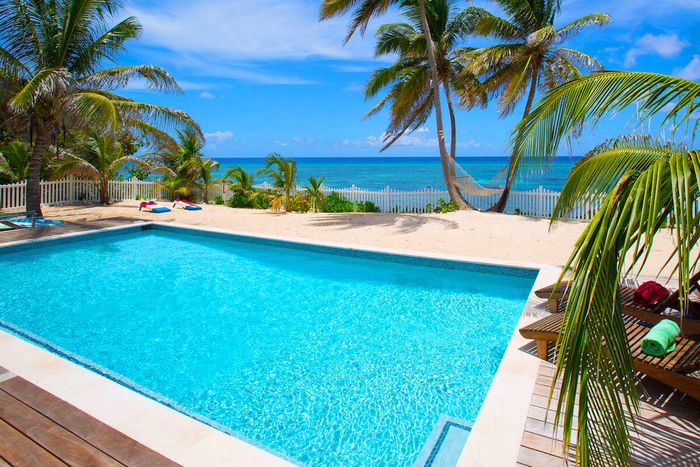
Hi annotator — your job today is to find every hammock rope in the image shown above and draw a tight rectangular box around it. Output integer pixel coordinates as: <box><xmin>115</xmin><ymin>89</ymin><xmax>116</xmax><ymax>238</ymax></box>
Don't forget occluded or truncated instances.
<box><xmin>451</xmin><ymin>159</ymin><xmax>506</xmax><ymax>197</ymax></box>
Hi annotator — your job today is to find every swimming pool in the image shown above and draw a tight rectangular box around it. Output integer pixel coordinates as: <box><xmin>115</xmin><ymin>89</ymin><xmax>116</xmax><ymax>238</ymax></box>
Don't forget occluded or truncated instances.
<box><xmin>0</xmin><ymin>224</ymin><xmax>536</xmax><ymax>465</ymax></box>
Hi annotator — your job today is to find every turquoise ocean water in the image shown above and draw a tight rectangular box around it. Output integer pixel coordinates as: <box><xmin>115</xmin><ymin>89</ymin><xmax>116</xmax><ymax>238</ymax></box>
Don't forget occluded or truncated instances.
<box><xmin>0</xmin><ymin>227</ymin><xmax>535</xmax><ymax>465</ymax></box>
<box><xmin>214</xmin><ymin>156</ymin><xmax>579</xmax><ymax>191</ymax></box>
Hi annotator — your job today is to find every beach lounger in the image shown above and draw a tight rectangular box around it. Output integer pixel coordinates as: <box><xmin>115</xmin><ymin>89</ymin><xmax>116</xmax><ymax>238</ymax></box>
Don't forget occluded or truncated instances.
<box><xmin>534</xmin><ymin>273</ymin><xmax>700</xmax><ymax>336</ymax></box>
<box><xmin>139</xmin><ymin>201</ymin><xmax>171</xmax><ymax>213</ymax></box>
<box><xmin>519</xmin><ymin>314</ymin><xmax>700</xmax><ymax>400</ymax></box>
<box><xmin>173</xmin><ymin>200</ymin><xmax>202</xmax><ymax>211</ymax></box>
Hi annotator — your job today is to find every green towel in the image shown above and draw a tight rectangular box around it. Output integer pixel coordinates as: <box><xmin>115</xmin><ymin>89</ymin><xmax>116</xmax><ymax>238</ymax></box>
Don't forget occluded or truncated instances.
<box><xmin>641</xmin><ymin>319</ymin><xmax>680</xmax><ymax>357</ymax></box>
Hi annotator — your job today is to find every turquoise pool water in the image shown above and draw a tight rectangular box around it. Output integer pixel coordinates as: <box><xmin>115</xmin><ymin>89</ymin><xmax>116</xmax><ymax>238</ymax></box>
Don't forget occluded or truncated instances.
<box><xmin>0</xmin><ymin>226</ymin><xmax>535</xmax><ymax>465</ymax></box>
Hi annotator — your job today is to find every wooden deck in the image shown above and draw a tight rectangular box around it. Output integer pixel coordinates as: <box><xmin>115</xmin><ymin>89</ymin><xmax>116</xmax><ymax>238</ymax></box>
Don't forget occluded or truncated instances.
<box><xmin>517</xmin><ymin>344</ymin><xmax>700</xmax><ymax>466</ymax></box>
<box><xmin>0</xmin><ymin>216</ymin><xmax>140</xmax><ymax>245</ymax></box>
<box><xmin>0</xmin><ymin>366</ymin><xmax>178</xmax><ymax>466</ymax></box>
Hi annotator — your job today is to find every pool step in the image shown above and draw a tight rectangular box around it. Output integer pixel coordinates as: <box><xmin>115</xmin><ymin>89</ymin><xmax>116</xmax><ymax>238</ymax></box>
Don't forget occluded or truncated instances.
<box><xmin>414</xmin><ymin>415</ymin><xmax>472</xmax><ymax>467</ymax></box>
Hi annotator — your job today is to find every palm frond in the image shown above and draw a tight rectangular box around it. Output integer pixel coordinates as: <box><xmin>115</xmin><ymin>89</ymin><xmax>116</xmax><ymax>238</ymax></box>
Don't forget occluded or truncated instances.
<box><xmin>514</xmin><ymin>72</ymin><xmax>700</xmax><ymax>169</ymax></box>
<box><xmin>81</xmin><ymin>65</ymin><xmax>183</xmax><ymax>94</ymax></box>
<box><xmin>556</xmin><ymin>13</ymin><xmax>611</xmax><ymax>43</ymax></box>
<box><xmin>551</xmin><ymin>135</ymin><xmax>684</xmax><ymax>222</ymax></box>
<box><xmin>10</xmin><ymin>67</ymin><xmax>71</xmax><ymax>110</ymax></box>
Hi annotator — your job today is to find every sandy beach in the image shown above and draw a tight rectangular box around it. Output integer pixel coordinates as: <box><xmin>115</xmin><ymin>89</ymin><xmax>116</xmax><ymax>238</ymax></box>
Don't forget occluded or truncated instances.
<box><xmin>44</xmin><ymin>200</ymin><xmax>684</xmax><ymax>277</ymax></box>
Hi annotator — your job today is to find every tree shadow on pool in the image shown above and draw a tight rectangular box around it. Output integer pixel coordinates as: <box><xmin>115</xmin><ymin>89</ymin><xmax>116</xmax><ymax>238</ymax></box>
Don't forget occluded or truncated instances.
<box><xmin>308</xmin><ymin>213</ymin><xmax>459</xmax><ymax>234</ymax></box>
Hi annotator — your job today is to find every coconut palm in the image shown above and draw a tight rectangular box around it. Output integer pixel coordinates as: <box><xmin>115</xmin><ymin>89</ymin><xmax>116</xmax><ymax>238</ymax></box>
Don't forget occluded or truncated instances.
<box><xmin>224</xmin><ymin>166</ymin><xmax>256</xmax><ymax>193</ymax></box>
<box><xmin>460</xmin><ymin>0</ymin><xmax>610</xmax><ymax>212</ymax></box>
<box><xmin>304</xmin><ymin>176</ymin><xmax>326</xmax><ymax>213</ymax></box>
<box><xmin>153</xmin><ymin>128</ymin><xmax>217</xmax><ymax>201</ymax></box>
<box><xmin>190</xmin><ymin>157</ymin><xmax>219</xmax><ymax>204</ymax></box>
<box><xmin>365</xmin><ymin>0</ymin><xmax>486</xmax><ymax>172</ymax></box>
<box><xmin>51</xmin><ymin>130</ymin><xmax>149</xmax><ymax>204</ymax></box>
<box><xmin>514</xmin><ymin>72</ymin><xmax>700</xmax><ymax>465</ymax></box>
<box><xmin>0</xmin><ymin>140</ymin><xmax>31</xmax><ymax>182</ymax></box>
<box><xmin>260</xmin><ymin>153</ymin><xmax>297</xmax><ymax>212</ymax></box>
<box><xmin>0</xmin><ymin>0</ymin><xmax>200</xmax><ymax>214</ymax></box>
<box><xmin>321</xmin><ymin>0</ymin><xmax>470</xmax><ymax>208</ymax></box>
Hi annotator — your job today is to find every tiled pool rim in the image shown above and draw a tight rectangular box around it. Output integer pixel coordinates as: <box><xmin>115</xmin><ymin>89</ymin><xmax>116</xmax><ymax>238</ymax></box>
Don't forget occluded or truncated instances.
<box><xmin>0</xmin><ymin>221</ymin><xmax>557</xmax><ymax>466</ymax></box>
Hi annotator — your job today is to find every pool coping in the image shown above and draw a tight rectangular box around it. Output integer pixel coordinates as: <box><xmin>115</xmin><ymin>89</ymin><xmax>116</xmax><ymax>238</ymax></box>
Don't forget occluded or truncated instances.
<box><xmin>0</xmin><ymin>220</ymin><xmax>555</xmax><ymax>466</ymax></box>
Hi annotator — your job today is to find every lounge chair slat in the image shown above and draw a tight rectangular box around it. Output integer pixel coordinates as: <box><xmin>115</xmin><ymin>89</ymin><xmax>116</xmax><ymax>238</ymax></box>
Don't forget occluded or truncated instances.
<box><xmin>520</xmin><ymin>314</ymin><xmax>700</xmax><ymax>399</ymax></box>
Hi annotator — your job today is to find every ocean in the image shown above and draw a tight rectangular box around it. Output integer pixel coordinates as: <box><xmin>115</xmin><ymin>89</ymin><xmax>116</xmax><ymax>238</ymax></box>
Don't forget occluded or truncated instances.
<box><xmin>212</xmin><ymin>156</ymin><xmax>579</xmax><ymax>192</ymax></box>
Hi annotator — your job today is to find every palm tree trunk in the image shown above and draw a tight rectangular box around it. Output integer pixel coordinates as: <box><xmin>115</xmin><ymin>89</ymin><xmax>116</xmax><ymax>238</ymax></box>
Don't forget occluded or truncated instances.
<box><xmin>26</xmin><ymin>119</ymin><xmax>50</xmax><ymax>216</ymax></box>
<box><xmin>443</xmin><ymin>81</ymin><xmax>457</xmax><ymax>160</ymax></box>
<box><xmin>489</xmin><ymin>70</ymin><xmax>539</xmax><ymax>213</ymax></box>
<box><xmin>100</xmin><ymin>177</ymin><xmax>110</xmax><ymax>204</ymax></box>
<box><xmin>416</xmin><ymin>0</ymin><xmax>471</xmax><ymax>210</ymax></box>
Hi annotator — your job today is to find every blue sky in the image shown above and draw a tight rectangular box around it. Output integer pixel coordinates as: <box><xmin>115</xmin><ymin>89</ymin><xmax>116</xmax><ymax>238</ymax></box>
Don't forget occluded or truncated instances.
<box><xmin>119</xmin><ymin>0</ymin><xmax>700</xmax><ymax>158</ymax></box>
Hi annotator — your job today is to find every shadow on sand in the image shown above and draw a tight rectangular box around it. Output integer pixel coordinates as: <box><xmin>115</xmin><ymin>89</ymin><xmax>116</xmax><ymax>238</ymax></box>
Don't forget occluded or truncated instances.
<box><xmin>308</xmin><ymin>212</ymin><xmax>459</xmax><ymax>234</ymax></box>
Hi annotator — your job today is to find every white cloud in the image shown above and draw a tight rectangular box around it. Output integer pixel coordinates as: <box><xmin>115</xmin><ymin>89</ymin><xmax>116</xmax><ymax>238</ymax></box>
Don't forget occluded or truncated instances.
<box><xmin>675</xmin><ymin>55</ymin><xmax>700</xmax><ymax>80</ymax></box>
<box><xmin>624</xmin><ymin>33</ymin><xmax>687</xmax><ymax>67</ymax></box>
<box><xmin>199</xmin><ymin>91</ymin><xmax>216</xmax><ymax>99</ymax></box>
<box><xmin>340</xmin><ymin>127</ymin><xmax>481</xmax><ymax>149</ymax></box>
<box><xmin>205</xmin><ymin>131</ymin><xmax>233</xmax><ymax>143</ymax></box>
<box><xmin>127</xmin><ymin>0</ymin><xmax>380</xmax><ymax>61</ymax></box>
<box><xmin>344</xmin><ymin>83</ymin><xmax>365</xmax><ymax>93</ymax></box>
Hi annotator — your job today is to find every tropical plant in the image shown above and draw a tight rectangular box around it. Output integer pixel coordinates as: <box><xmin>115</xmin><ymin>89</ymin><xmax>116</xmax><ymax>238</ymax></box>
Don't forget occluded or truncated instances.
<box><xmin>365</xmin><ymin>0</ymin><xmax>486</xmax><ymax>201</ymax></box>
<box><xmin>321</xmin><ymin>0</ymin><xmax>470</xmax><ymax>208</ymax></box>
<box><xmin>51</xmin><ymin>130</ymin><xmax>149</xmax><ymax>204</ymax></box>
<box><xmin>0</xmin><ymin>140</ymin><xmax>31</xmax><ymax>182</ymax></box>
<box><xmin>0</xmin><ymin>0</ymin><xmax>199</xmax><ymax>214</ymax></box>
<box><xmin>153</xmin><ymin>129</ymin><xmax>218</xmax><ymax>201</ymax></box>
<box><xmin>514</xmin><ymin>71</ymin><xmax>700</xmax><ymax>465</ymax></box>
<box><xmin>191</xmin><ymin>157</ymin><xmax>219</xmax><ymax>203</ymax></box>
<box><xmin>460</xmin><ymin>0</ymin><xmax>609</xmax><ymax>212</ymax></box>
<box><xmin>224</xmin><ymin>166</ymin><xmax>256</xmax><ymax>193</ymax></box>
<box><xmin>260</xmin><ymin>153</ymin><xmax>297</xmax><ymax>212</ymax></box>
<box><xmin>304</xmin><ymin>176</ymin><xmax>326</xmax><ymax>212</ymax></box>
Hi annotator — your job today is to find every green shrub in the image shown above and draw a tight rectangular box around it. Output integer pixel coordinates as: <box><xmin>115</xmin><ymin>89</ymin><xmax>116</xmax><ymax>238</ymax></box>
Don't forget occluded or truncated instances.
<box><xmin>214</xmin><ymin>195</ymin><xmax>224</xmax><ymax>205</ymax></box>
<box><xmin>251</xmin><ymin>190</ymin><xmax>273</xmax><ymax>210</ymax></box>
<box><xmin>320</xmin><ymin>192</ymin><xmax>354</xmax><ymax>212</ymax></box>
<box><xmin>434</xmin><ymin>198</ymin><xmax>457</xmax><ymax>213</ymax></box>
<box><xmin>356</xmin><ymin>201</ymin><xmax>380</xmax><ymax>213</ymax></box>
<box><xmin>226</xmin><ymin>191</ymin><xmax>253</xmax><ymax>208</ymax></box>
<box><xmin>320</xmin><ymin>192</ymin><xmax>380</xmax><ymax>213</ymax></box>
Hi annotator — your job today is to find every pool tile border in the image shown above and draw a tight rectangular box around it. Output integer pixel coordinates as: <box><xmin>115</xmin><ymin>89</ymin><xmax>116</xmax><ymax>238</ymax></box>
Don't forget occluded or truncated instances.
<box><xmin>0</xmin><ymin>221</ymin><xmax>539</xmax><ymax>280</ymax></box>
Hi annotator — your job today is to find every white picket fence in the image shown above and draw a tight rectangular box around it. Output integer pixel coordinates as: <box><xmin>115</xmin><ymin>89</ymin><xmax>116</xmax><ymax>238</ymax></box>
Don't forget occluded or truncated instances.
<box><xmin>0</xmin><ymin>177</ymin><xmax>167</xmax><ymax>210</ymax></box>
<box><xmin>216</xmin><ymin>182</ymin><xmax>602</xmax><ymax>220</ymax></box>
<box><xmin>0</xmin><ymin>176</ymin><xmax>603</xmax><ymax>220</ymax></box>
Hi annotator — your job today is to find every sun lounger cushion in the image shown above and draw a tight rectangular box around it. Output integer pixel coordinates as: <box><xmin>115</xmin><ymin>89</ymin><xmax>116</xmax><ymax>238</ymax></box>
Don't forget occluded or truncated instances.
<box><xmin>634</xmin><ymin>281</ymin><xmax>670</xmax><ymax>308</ymax></box>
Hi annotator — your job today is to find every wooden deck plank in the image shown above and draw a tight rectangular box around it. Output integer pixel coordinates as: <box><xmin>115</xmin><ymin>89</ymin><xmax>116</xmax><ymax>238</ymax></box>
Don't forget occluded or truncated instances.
<box><xmin>0</xmin><ymin>391</ymin><xmax>122</xmax><ymax>466</ymax></box>
<box><xmin>0</xmin><ymin>419</ymin><xmax>66</xmax><ymax>467</ymax></box>
<box><xmin>0</xmin><ymin>377</ymin><xmax>178</xmax><ymax>467</ymax></box>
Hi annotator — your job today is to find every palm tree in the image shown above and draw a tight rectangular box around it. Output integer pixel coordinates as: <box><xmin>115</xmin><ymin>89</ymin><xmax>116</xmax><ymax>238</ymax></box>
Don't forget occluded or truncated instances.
<box><xmin>153</xmin><ymin>129</ymin><xmax>218</xmax><ymax>201</ymax></box>
<box><xmin>460</xmin><ymin>0</ymin><xmax>610</xmax><ymax>212</ymax></box>
<box><xmin>321</xmin><ymin>0</ymin><xmax>470</xmax><ymax>208</ymax></box>
<box><xmin>365</xmin><ymin>0</ymin><xmax>486</xmax><ymax>173</ymax></box>
<box><xmin>260</xmin><ymin>153</ymin><xmax>297</xmax><ymax>212</ymax></box>
<box><xmin>304</xmin><ymin>176</ymin><xmax>326</xmax><ymax>212</ymax></box>
<box><xmin>51</xmin><ymin>130</ymin><xmax>149</xmax><ymax>204</ymax></box>
<box><xmin>0</xmin><ymin>0</ymin><xmax>200</xmax><ymax>215</ymax></box>
<box><xmin>0</xmin><ymin>140</ymin><xmax>31</xmax><ymax>182</ymax></box>
<box><xmin>514</xmin><ymin>72</ymin><xmax>700</xmax><ymax>465</ymax></box>
<box><xmin>224</xmin><ymin>166</ymin><xmax>256</xmax><ymax>193</ymax></box>
<box><xmin>189</xmin><ymin>157</ymin><xmax>220</xmax><ymax>204</ymax></box>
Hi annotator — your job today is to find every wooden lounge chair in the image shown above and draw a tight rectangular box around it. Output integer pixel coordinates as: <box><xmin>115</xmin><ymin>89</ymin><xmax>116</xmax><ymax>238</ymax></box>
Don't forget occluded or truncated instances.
<box><xmin>534</xmin><ymin>273</ymin><xmax>700</xmax><ymax>336</ymax></box>
<box><xmin>520</xmin><ymin>314</ymin><xmax>700</xmax><ymax>400</ymax></box>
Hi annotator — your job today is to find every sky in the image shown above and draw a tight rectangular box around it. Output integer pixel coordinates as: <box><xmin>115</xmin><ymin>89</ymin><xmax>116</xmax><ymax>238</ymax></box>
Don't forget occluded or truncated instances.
<box><xmin>118</xmin><ymin>0</ymin><xmax>700</xmax><ymax>158</ymax></box>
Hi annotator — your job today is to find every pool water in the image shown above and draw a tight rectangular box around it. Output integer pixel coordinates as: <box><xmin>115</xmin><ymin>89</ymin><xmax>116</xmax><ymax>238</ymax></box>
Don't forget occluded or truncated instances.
<box><xmin>0</xmin><ymin>226</ymin><xmax>535</xmax><ymax>465</ymax></box>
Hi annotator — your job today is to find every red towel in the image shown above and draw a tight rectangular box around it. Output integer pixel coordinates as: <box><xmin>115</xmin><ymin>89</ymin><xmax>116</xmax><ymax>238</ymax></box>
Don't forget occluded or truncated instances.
<box><xmin>633</xmin><ymin>281</ymin><xmax>670</xmax><ymax>308</ymax></box>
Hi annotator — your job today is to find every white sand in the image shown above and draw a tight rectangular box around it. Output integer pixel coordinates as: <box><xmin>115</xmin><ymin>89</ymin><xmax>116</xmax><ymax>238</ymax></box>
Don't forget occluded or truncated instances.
<box><xmin>45</xmin><ymin>200</ymin><xmax>683</xmax><ymax>276</ymax></box>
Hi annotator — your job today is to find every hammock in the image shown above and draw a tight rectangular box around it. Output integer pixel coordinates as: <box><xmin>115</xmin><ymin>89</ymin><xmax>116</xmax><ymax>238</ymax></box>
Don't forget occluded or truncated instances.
<box><xmin>451</xmin><ymin>159</ymin><xmax>505</xmax><ymax>197</ymax></box>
